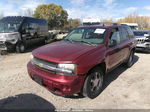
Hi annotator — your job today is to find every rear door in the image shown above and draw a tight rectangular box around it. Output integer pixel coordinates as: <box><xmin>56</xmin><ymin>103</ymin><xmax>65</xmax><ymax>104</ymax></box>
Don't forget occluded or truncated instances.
<box><xmin>117</xmin><ymin>26</ymin><xmax>131</xmax><ymax>61</ymax></box>
<box><xmin>119</xmin><ymin>25</ymin><xmax>135</xmax><ymax>61</ymax></box>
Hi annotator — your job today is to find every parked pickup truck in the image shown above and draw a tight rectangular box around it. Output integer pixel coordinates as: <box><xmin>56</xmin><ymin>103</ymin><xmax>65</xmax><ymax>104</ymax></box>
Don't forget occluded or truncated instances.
<box><xmin>27</xmin><ymin>24</ymin><xmax>136</xmax><ymax>99</ymax></box>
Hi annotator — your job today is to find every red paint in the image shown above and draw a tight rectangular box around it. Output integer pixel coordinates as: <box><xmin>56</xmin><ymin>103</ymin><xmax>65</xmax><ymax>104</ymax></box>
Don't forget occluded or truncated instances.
<box><xmin>27</xmin><ymin>25</ymin><xmax>136</xmax><ymax>96</ymax></box>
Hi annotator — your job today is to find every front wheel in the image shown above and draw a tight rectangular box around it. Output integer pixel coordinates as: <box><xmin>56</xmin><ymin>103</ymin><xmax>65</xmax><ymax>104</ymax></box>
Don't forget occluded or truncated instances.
<box><xmin>16</xmin><ymin>42</ymin><xmax>26</xmax><ymax>53</ymax></box>
<box><xmin>82</xmin><ymin>67</ymin><xmax>104</xmax><ymax>99</ymax></box>
<box><xmin>0</xmin><ymin>50</ymin><xmax>7</xmax><ymax>55</ymax></box>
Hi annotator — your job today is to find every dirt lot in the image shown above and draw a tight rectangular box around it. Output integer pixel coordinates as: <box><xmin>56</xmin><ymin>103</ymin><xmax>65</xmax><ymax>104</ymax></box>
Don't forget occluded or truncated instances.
<box><xmin>0</xmin><ymin>48</ymin><xmax>150</xmax><ymax>110</ymax></box>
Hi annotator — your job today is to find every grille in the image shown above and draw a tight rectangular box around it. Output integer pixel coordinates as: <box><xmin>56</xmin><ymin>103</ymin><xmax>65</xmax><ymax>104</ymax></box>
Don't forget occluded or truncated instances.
<box><xmin>32</xmin><ymin>57</ymin><xmax>57</xmax><ymax>74</ymax></box>
<box><xmin>34</xmin><ymin>57</ymin><xmax>57</xmax><ymax>67</ymax></box>
<box><xmin>137</xmin><ymin>39</ymin><xmax>145</xmax><ymax>43</ymax></box>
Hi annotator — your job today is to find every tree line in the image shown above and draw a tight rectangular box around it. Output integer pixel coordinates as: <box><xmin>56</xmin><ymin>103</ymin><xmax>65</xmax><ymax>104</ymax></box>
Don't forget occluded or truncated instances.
<box><xmin>117</xmin><ymin>13</ymin><xmax>150</xmax><ymax>30</ymax></box>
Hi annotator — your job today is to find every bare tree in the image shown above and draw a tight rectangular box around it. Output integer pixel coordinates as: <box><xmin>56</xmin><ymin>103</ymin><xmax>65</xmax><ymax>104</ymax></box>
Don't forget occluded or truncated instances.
<box><xmin>24</xmin><ymin>8</ymin><xmax>33</xmax><ymax>17</ymax></box>
<box><xmin>19</xmin><ymin>8</ymin><xmax>33</xmax><ymax>17</ymax></box>
<box><xmin>64</xmin><ymin>18</ymin><xmax>82</xmax><ymax>29</ymax></box>
<box><xmin>117</xmin><ymin>13</ymin><xmax>150</xmax><ymax>29</ymax></box>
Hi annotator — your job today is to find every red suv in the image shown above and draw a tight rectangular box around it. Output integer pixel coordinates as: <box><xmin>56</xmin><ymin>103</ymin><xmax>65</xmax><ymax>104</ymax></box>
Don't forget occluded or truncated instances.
<box><xmin>27</xmin><ymin>24</ymin><xmax>136</xmax><ymax>99</ymax></box>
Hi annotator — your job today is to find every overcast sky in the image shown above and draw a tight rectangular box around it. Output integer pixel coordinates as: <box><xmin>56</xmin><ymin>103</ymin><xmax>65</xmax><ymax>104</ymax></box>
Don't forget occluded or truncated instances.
<box><xmin>1</xmin><ymin>0</ymin><xmax>150</xmax><ymax>20</ymax></box>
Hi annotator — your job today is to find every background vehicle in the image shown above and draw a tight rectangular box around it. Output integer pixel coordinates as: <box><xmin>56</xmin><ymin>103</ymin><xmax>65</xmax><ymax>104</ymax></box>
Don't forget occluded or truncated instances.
<box><xmin>27</xmin><ymin>24</ymin><xmax>136</xmax><ymax>99</ymax></box>
<box><xmin>83</xmin><ymin>18</ymin><xmax>101</xmax><ymax>26</ymax></box>
<box><xmin>133</xmin><ymin>30</ymin><xmax>150</xmax><ymax>52</ymax></box>
<box><xmin>0</xmin><ymin>16</ymin><xmax>48</xmax><ymax>53</ymax></box>
<box><xmin>48</xmin><ymin>30</ymin><xmax>68</xmax><ymax>40</ymax></box>
<box><xmin>121</xmin><ymin>23</ymin><xmax>138</xmax><ymax>30</ymax></box>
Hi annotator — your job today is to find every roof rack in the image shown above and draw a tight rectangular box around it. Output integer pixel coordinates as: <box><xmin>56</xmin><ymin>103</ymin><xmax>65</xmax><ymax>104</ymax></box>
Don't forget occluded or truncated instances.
<box><xmin>112</xmin><ymin>23</ymin><xmax>118</xmax><ymax>25</ymax></box>
<box><xmin>82</xmin><ymin>23</ymin><xmax>121</xmax><ymax>27</ymax></box>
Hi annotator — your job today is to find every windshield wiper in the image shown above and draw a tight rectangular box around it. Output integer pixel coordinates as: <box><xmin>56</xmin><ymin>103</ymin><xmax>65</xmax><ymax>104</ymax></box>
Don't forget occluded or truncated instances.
<box><xmin>64</xmin><ymin>38</ymin><xmax>73</xmax><ymax>43</ymax></box>
<box><xmin>73</xmin><ymin>40</ymin><xmax>93</xmax><ymax>45</ymax></box>
<box><xmin>64</xmin><ymin>39</ymin><xmax>95</xmax><ymax>45</ymax></box>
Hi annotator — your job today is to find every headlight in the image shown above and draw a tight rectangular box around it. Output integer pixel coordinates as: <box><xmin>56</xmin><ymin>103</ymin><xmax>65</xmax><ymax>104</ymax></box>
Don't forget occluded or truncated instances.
<box><xmin>30</xmin><ymin>54</ymin><xmax>35</xmax><ymax>65</ymax></box>
<box><xmin>30</xmin><ymin>54</ymin><xmax>34</xmax><ymax>60</ymax></box>
<box><xmin>58</xmin><ymin>63</ymin><xmax>76</xmax><ymax>70</ymax></box>
<box><xmin>57</xmin><ymin>63</ymin><xmax>77</xmax><ymax>75</ymax></box>
<box><xmin>0</xmin><ymin>35</ymin><xmax>6</xmax><ymax>41</ymax></box>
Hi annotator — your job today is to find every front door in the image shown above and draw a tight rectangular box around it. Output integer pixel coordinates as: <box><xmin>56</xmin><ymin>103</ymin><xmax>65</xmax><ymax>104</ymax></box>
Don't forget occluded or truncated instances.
<box><xmin>106</xmin><ymin>28</ymin><xmax>123</xmax><ymax>70</ymax></box>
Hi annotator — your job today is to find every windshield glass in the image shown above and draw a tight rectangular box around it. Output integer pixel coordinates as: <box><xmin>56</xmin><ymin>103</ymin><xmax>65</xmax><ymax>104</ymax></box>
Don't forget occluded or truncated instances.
<box><xmin>0</xmin><ymin>22</ymin><xmax>21</xmax><ymax>33</ymax></box>
<box><xmin>64</xmin><ymin>27</ymin><xmax>106</xmax><ymax>45</ymax></box>
<box><xmin>133</xmin><ymin>31</ymin><xmax>149</xmax><ymax>37</ymax></box>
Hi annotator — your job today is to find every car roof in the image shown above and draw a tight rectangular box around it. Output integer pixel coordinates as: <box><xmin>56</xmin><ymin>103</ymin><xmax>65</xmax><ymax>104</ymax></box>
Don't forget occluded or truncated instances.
<box><xmin>78</xmin><ymin>24</ymin><xmax>125</xmax><ymax>29</ymax></box>
<box><xmin>0</xmin><ymin>16</ymin><xmax>47</xmax><ymax>24</ymax></box>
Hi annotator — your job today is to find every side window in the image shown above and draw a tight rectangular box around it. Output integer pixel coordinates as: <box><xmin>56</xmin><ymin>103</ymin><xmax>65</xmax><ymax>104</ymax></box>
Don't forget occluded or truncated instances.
<box><xmin>119</xmin><ymin>26</ymin><xmax>128</xmax><ymax>42</ymax></box>
<box><xmin>125</xmin><ymin>26</ymin><xmax>134</xmax><ymax>38</ymax></box>
<box><xmin>29</xmin><ymin>23</ymin><xmax>34</xmax><ymax>29</ymax></box>
<box><xmin>22</xmin><ymin>23</ymin><xmax>29</xmax><ymax>32</ymax></box>
<box><xmin>109</xmin><ymin>28</ymin><xmax>121</xmax><ymax>45</ymax></box>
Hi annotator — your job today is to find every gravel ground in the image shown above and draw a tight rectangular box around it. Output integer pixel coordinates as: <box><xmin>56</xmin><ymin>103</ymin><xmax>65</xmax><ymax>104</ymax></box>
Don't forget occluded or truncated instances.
<box><xmin>0</xmin><ymin>49</ymin><xmax>150</xmax><ymax>110</ymax></box>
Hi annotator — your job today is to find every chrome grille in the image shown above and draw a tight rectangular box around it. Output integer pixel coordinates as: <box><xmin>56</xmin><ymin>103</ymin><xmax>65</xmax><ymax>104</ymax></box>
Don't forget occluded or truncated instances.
<box><xmin>34</xmin><ymin>57</ymin><xmax>57</xmax><ymax>67</ymax></box>
<box><xmin>137</xmin><ymin>39</ymin><xmax>145</xmax><ymax>43</ymax></box>
<box><xmin>32</xmin><ymin>57</ymin><xmax>57</xmax><ymax>73</ymax></box>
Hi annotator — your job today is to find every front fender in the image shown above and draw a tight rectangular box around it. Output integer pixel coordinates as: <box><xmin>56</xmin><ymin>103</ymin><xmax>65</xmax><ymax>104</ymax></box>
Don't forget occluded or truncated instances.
<box><xmin>75</xmin><ymin>46</ymin><xmax>106</xmax><ymax>75</ymax></box>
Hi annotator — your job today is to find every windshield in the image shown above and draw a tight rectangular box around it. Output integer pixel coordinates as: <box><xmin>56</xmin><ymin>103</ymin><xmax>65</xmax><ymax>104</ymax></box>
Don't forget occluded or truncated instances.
<box><xmin>134</xmin><ymin>31</ymin><xmax>149</xmax><ymax>37</ymax></box>
<box><xmin>64</xmin><ymin>27</ymin><xmax>106</xmax><ymax>45</ymax></box>
<box><xmin>0</xmin><ymin>22</ymin><xmax>21</xmax><ymax>33</ymax></box>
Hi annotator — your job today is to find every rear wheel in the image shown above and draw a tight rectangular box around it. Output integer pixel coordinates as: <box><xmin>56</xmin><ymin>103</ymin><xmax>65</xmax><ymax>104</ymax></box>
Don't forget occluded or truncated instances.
<box><xmin>82</xmin><ymin>67</ymin><xmax>104</xmax><ymax>99</ymax></box>
<box><xmin>125</xmin><ymin>50</ymin><xmax>134</xmax><ymax>67</ymax></box>
<box><xmin>16</xmin><ymin>42</ymin><xmax>26</xmax><ymax>53</ymax></box>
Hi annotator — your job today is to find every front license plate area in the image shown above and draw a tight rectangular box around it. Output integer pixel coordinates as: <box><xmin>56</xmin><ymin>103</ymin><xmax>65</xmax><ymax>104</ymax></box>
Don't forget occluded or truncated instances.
<box><xmin>32</xmin><ymin>75</ymin><xmax>43</xmax><ymax>85</ymax></box>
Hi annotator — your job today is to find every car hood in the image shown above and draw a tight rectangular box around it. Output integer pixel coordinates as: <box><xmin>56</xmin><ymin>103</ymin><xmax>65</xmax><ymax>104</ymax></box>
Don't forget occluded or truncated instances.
<box><xmin>33</xmin><ymin>41</ymin><xmax>97</xmax><ymax>63</ymax></box>
<box><xmin>135</xmin><ymin>36</ymin><xmax>147</xmax><ymax>39</ymax></box>
<box><xmin>0</xmin><ymin>32</ymin><xmax>20</xmax><ymax>42</ymax></box>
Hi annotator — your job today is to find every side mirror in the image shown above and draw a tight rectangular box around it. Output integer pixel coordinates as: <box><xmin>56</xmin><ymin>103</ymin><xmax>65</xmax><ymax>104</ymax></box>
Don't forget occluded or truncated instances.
<box><xmin>109</xmin><ymin>39</ymin><xmax>117</xmax><ymax>47</ymax></box>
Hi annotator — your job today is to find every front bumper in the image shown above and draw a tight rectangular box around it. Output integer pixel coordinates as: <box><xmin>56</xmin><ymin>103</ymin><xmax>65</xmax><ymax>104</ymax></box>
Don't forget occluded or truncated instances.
<box><xmin>27</xmin><ymin>62</ymin><xmax>85</xmax><ymax>95</ymax></box>
<box><xmin>136</xmin><ymin>42</ymin><xmax>150</xmax><ymax>51</ymax></box>
<box><xmin>0</xmin><ymin>41</ymin><xmax>16</xmax><ymax>51</ymax></box>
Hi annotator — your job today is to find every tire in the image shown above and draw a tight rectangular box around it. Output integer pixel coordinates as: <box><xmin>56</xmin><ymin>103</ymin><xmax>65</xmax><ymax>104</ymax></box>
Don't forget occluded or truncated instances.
<box><xmin>16</xmin><ymin>42</ymin><xmax>26</xmax><ymax>53</ymax></box>
<box><xmin>0</xmin><ymin>50</ymin><xmax>7</xmax><ymax>55</ymax></box>
<box><xmin>125</xmin><ymin>50</ymin><xmax>134</xmax><ymax>68</ymax></box>
<box><xmin>82</xmin><ymin>67</ymin><xmax>104</xmax><ymax>99</ymax></box>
